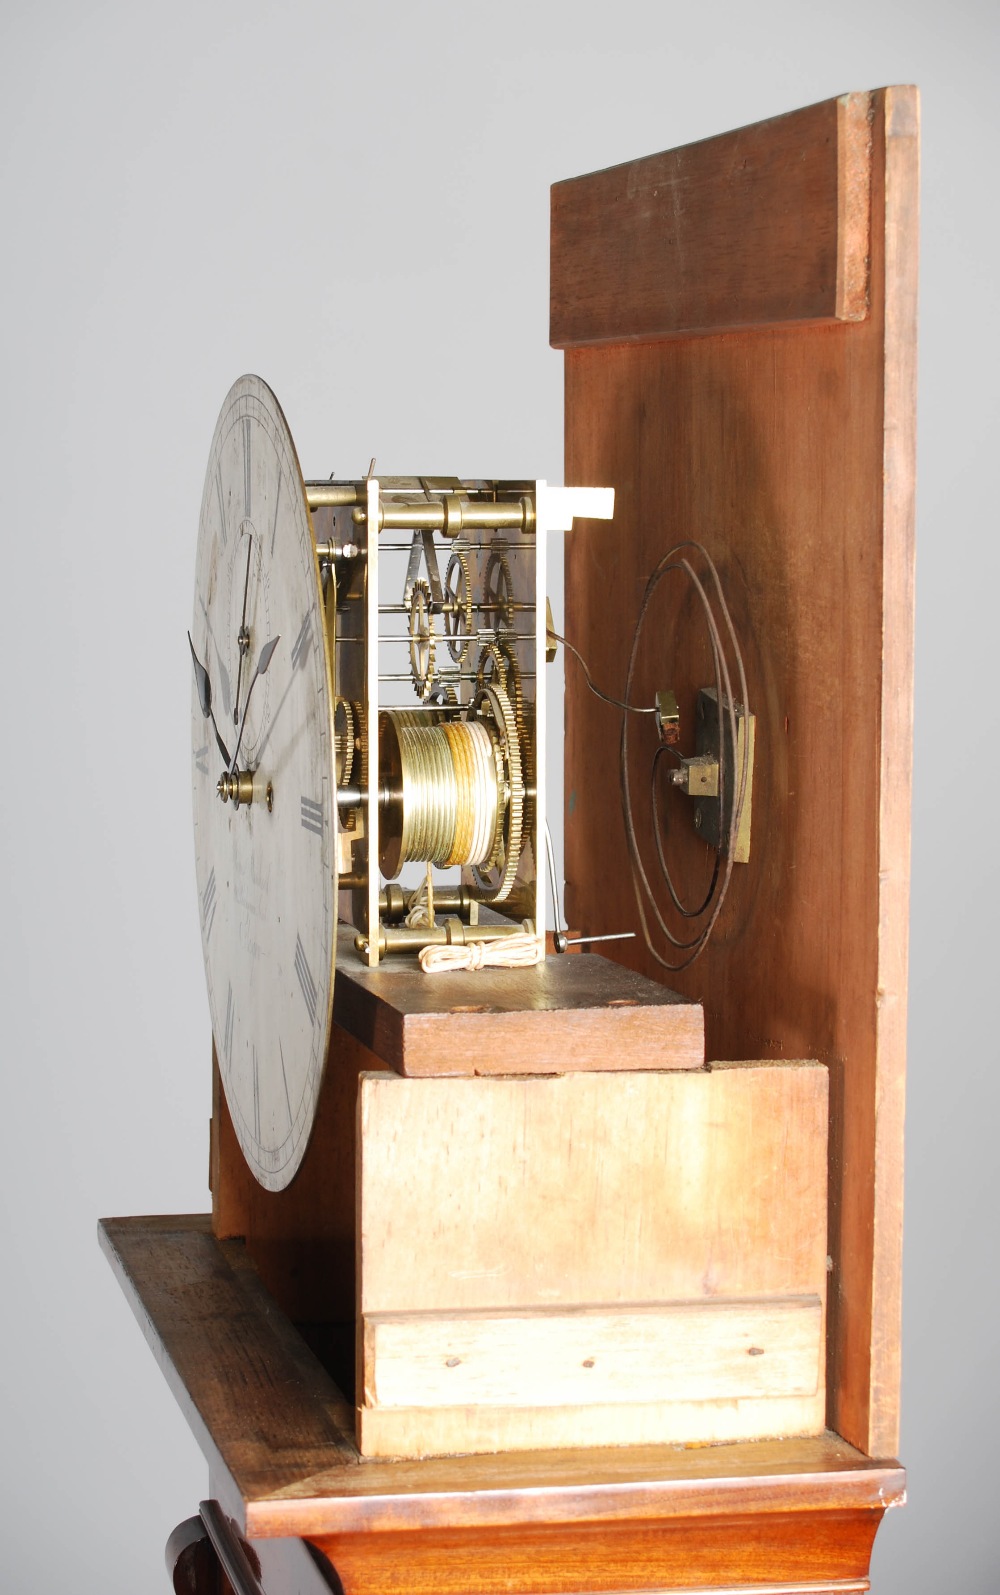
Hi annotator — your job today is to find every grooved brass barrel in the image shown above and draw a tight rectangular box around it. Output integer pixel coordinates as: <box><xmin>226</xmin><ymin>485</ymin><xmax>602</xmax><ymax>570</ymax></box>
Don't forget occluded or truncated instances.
<box><xmin>378</xmin><ymin>711</ymin><xmax>501</xmax><ymax>879</ymax></box>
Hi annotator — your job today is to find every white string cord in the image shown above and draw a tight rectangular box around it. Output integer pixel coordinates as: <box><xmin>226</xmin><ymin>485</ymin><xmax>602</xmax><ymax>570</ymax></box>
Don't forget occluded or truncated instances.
<box><xmin>419</xmin><ymin>932</ymin><xmax>542</xmax><ymax>974</ymax></box>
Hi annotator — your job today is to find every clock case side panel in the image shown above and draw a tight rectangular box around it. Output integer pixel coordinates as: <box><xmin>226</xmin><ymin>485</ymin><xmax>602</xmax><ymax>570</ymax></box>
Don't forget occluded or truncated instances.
<box><xmin>210</xmin><ymin>1028</ymin><xmax>374</xmax><ymax>1393</ymax></box>
<box><xmin>555</xmin><ymin>87</ymin><xmax>917</xmax><ymax>1458</ymax></box>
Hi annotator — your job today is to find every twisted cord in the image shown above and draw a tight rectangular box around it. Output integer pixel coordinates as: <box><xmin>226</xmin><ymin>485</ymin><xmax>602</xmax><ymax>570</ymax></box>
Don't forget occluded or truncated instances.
<box><xmin>419</xmin><ymin>933</ymin><xmax>542</xmax><ymax>974</ymax></box>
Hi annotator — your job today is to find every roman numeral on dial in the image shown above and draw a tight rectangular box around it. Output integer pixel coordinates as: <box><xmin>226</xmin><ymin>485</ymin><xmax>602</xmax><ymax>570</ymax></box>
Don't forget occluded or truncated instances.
<box><xmin>270</xmin><ymin>469</ymin><xmax>282</xmax><ymax>555</ymax></box>
<box><xmin>201</xmin><ymin>868</ymin><xmax>217</xmax><ymax>940</ymax></box>
<box><xmin>291</xmin><ymin>611</ymin><xmax>312</xmax><ymax>670</ymax></box>
<box><xmin>300</xmin><ymin>796</ymin><xmax>324</xmax><ymax>836</ymax></box>
<box><xmin>223</xmin><ymin>981</ymin><xmax>234</xmax><ymax>1063</ymax></box>
<box><xmin>243</xmin><ymin>416</ymin><xmax>252</xmax><ymax>518</ymax></box>
<box><xmin>279</xmin><ymin>1040</ymin><xmax>292</xmax><ymax>1127</ymax></box>
<box><xmin>216</xmin><ymin>464</ymin><xmax>228</xmax><ymax>548</ymax></box>
<box><xmin>252</xmin><ymin>1045</ymin><xmax>260</xmax><ymax>1141</ymax></box>
<box><xmin>294</xmin><ymin>933</ymin><xmax>318</xmax><ymax>1026</ymax></box>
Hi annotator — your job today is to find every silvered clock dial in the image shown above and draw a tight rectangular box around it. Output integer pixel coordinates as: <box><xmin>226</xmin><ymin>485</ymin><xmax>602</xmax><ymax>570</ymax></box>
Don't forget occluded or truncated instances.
<box><xmin>190</xmin><ymin>375</ymin><xmax>337</xmax><ymax>1191</ymax></box>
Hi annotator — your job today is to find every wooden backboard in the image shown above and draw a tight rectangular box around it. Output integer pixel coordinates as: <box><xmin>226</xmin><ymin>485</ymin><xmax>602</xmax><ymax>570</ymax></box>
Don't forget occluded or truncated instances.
<box><xmin>554</xmin><ymin>87</ymin><xmax>917</xmax><ymax>1459</ymax></box>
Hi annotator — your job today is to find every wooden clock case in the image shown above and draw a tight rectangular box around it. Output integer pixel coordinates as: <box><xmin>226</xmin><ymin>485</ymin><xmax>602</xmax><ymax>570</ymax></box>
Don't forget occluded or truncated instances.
<box><xmin>102</xmin><ymin>83</ymin><xmax>916</xmax><ymax>1594</ymax></box>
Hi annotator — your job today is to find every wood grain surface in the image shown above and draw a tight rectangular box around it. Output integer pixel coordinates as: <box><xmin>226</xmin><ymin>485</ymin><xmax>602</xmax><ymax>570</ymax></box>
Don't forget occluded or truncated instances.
<box><xmin>356</xmin><ymin>1062</ymin><xmax>828</xmax><ymax>1455</ymax></box>
<box><xmin>551</xmin><ymin>92</ymin><xmax>872</xmax><ymax>348</ymax></box>
<box><xmin>358</xmin><ymin>1065</ymin><xmax>828</xmax><ymax>1315</ymax></box>
<box><xmin>310</xmin><ymin>1510</ymin><xmax>883</xmax><ymax>1595</ymax></box>
<box><xmin>363</xmin><ymin>1296</ymin><xmax>822</xmax><ymax>1407</ymax></box>
<box><xmin>99</xmin><ymin>1214</ymin><xmax>905</xmax><ymax>1549</ymax></box>
<box><xmin>333</xmin><ymin>930</ymin><xmax>704</xmax><ymax>1075</ymax></box>
<box><xmin>558</xmin><ymin>86</ymin><xmax>917</xmax><ymax>1459</ymax></box>
<box><xmin>211</xmin><ymin>1030</ymin><xmax>368</xmax><ymax>1329</ymax></box>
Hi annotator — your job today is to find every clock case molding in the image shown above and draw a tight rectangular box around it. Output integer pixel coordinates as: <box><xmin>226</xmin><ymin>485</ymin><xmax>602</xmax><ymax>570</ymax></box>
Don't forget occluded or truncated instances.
<box><xmin>102</xmin><ymin>84</ymin><xmax>916</xmax><ymax>1593</ymax></box>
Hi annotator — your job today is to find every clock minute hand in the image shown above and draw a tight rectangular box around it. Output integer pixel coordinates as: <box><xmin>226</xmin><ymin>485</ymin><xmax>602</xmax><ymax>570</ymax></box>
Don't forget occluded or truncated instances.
<box><xmin>188</xmin><ymin>632</ymin><xmax>233</xmax><ymax>768</ymax></box>
<box><xmin>233</xmin><ymin>537</ymin><xmax>254</xmax><ymax>724</ymax></box>
<box><xmin>228</xmin><ymin>636</ymin><xmax>280</xmax><ymax>775</ymax></box>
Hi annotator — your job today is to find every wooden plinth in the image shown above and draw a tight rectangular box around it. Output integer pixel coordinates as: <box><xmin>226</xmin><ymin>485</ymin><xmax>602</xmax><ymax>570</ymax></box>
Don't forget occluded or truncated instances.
<box><xmin>332</xmin><ymin>931</ymin><xmax>705</xmax><ymax>1076</ymax></box>
<box><xmin>104</xmin><ymin>1215</ymin><xmax>904</xmax><ymax>1595</ymax></box>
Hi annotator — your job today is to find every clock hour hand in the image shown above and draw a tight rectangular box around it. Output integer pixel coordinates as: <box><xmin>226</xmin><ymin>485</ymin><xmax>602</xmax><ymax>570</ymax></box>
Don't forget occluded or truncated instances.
<box><xmin>188</xmin><ymin>632</ymin><xmax>233</xmax><ymax>768</ymax></box>
<box><xmin>228</xmin><ymin>636</ymin><xmax>280</xmax><ymax>775</ymax></box>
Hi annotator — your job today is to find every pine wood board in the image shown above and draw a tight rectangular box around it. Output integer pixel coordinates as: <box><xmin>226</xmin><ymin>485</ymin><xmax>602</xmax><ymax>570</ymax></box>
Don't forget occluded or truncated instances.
<box><xmin>557</xmin><ymin>86</ymin><xmax>916</xmax><ymax>1458</ymax></box>
<box><xmin>358</xmin><ymin>1389</ymin><xmax>827</xmax><ymax>1461</ymax></box>
<box><xmin>363</xmin><ymin>1296</ymin><xmax>823</xmax><ymax>1408</ymax></box>
<box><xmin>99</xmin><ymin>1214</ymin><xmax>905</xmax><ymax>1544</ymax></box>
<box><xmin>358</xmin><ymin>1063</ymin><xmax>829</xmax><ymax>1318</ymax></box>
<box><xmin>333</xmin><ymin>932</ymin><xmax>704</xmax><ymax>1075</ymax></box>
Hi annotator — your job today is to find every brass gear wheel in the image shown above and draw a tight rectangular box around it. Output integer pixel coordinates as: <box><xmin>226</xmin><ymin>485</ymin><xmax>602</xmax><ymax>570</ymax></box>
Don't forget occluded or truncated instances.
<box><xmin>334</xmin><ymin>696</ymin><xmax>355</xmax><ymax>786</ymax></box>
<box><xmin>444</xmin><ymin>543</ymin><xmax>474</xmax><ymax>664</ymax></box>
<box><xmin>408</xmin><ymin>578</ymin><xmax>437</xmax><ymax>700</ymax></box>
<box><xmin>470</xmin><ymin>681</ymin><xmax>523</xmax><ymax>904</ymax></box>
<box><xmin>352</xmin><ymin>699</ymin><xmax>368</xmax><ymax>790</ymax></box>
<box><xmin>428</xmin><ymin>681</ymin><xmax>459</xmax><ymax>708</ymax></box>
<box><xmin>475</xmin><ymin>640</ymin><xmax>534</xmax><ymax>853</ymax></box>
<box><xmin>475</xmin><ymin>640</ymin><xmax>524</xmax><ymax>743</ymax></box>
<box><xmin>484</xmin><ymin>540</ymin><xmax>513</xmax><ymax>632</ymax></box>
<box><xmin>334</xmin><ymin>697</ymin><xmax>366</xmax><ymax>830</ymax></box>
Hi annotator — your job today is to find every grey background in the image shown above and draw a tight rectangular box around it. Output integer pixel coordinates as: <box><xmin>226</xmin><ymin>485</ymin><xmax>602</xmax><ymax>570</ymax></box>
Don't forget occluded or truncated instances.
<box><xmin>2</xmin><ymin>2</ymin><xmax>997</xmax><ymax>1589</ymax></box>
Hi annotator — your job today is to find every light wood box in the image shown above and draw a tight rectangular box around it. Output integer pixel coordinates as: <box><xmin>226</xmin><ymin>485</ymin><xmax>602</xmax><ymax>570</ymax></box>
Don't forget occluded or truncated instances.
<box><xmin>356</xmin><ymin>1062</ymin><xmax>828</xmax><ymax>1457</ymax></box>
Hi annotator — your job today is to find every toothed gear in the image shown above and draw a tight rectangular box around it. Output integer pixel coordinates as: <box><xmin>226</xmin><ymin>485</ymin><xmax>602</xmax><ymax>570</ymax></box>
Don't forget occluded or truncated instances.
<box><xmin>444</xmin><ymin>544</ymin><xmax>474</xmax><ymax>664</ymax></box>
<box><xmin>470</xmin><ymin>681</ymin><xmax>523</xmax><ymax>904</ymax></box>
<box><xmin>484</xmin><ymin>541</ymin><xmax>514</xmax><ymax>632</ymax></box>
<box><xmin>428</xmin><ymin>682</ymin><xmax>459</xmax><ymax>708</ymax></box>
<box><xmin>408</xmin><ymin>578</ymin><xmax>437</xmax><ymax>700</ymax></box>
<box><xmin>334</xmin><ymin>696</ymin><xmax>355</xmax><ymax>787</ymax></box>
<box><xmin>352</xmin><ymin>699</ymin><xmax>368</xmax><ymax>790</ymax></box>
<box><xmin>476</xmin><ymin>639</ymin><xmax>533</xmax><ymax>852</ymax></box>
<box><xmin>476</xmin><ymin>640</ymin><xmax>524</xmax><ymax>741</ymax></box>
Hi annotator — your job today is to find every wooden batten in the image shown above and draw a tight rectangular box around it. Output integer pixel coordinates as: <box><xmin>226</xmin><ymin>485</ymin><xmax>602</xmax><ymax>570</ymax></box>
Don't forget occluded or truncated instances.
<box><xmin>357</xmin><ymin>1391</ymin><xmax>827</xmax><ymax>1461</ymax></box>
<box><xmin>363</xmin><ymin>1296</ymin><xmax>823</xmax><ymax>1408</ymax></box>
<box><xmin>556</xmin><ymin>86</ymin><xmax>917</xmax><ymax>1458</ymax></box>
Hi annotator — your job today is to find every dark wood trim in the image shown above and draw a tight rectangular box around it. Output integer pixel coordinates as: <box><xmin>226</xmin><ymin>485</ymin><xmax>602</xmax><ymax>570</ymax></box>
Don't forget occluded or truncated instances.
<box><xmin>551</xmin><ymin>92</ymin><xmax>873</xmax><ymax>348</ymax></box>
<box><xmin>99</xmin><ymin>1214</ymin><xmax>904</xmax><ymax>1551</ymax></box>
